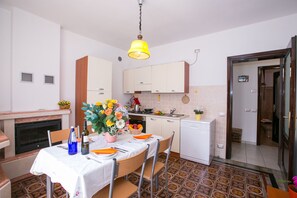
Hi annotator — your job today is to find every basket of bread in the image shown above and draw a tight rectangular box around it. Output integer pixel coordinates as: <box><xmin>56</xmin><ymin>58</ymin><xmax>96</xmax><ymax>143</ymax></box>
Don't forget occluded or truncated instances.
<box><xmin>128</xmin><ymin>124</ymin><xmax>143</xmax><ymax>135</ymax></box>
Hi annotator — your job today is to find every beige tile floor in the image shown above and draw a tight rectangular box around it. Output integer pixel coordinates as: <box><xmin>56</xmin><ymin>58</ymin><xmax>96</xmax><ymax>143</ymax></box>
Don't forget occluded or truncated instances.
<box><xmin>231</xmin><ymin>142</ymin><xmax>280</xmax><ymax>170</ymax></box>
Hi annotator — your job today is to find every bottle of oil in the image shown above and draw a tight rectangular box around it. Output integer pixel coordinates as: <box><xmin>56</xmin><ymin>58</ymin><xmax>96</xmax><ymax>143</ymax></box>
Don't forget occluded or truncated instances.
<box><xmin>81</xmin><ymin>121</ymin><xmax>89</xmax><ymax>155</ymax></box>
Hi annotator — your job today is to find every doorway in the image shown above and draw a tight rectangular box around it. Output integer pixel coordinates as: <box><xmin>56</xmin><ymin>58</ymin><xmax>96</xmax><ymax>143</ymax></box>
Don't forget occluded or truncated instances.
<box><xmin>258</xmin><ymin>66</ymin><xmax>280</xmax><ymax>147</ymax></box>
<box><xmin>226</xmin><ymin>40</ymin><xmax>296</xmax><ymax>179</ymax></box>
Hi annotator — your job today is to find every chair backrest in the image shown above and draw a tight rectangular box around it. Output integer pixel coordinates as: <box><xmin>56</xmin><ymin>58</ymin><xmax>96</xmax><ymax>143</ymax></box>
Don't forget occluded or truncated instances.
<box><xmin>109</xmin><ymin>145</ymin><xmax>150</xmax><ymax>198</ymax></box>
<box><xmin>47</xmin><ymin>127</ymin><xmax>79</xmax><ymax>147</ymax></box>
<box><xmin>150</xmin><ymin>131</ymin><xmax>175</xmax><ymax>178</ymax></box>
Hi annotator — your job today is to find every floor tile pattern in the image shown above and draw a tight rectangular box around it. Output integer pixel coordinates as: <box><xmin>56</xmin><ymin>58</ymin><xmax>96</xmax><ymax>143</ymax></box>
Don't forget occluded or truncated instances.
<box><xmin>12</xmin><ymin>154</ymin><xmax>275</xmax><ymax>198</ymax></box>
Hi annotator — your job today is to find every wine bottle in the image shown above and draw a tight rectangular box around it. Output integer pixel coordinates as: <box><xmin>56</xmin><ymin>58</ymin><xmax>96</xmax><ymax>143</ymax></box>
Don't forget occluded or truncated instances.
<box><xmin>68</xmin><ymin>126</ymin><xmax>77</xmax><ymax>155</ymax></box>
<box><xmin>81</xmin><ymin>121</ymin><xmax>89</xmax><ymax>155</ymax></box>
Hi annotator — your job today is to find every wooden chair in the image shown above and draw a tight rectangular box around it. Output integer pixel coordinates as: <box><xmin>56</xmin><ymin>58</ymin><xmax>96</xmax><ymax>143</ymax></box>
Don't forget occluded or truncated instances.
<box><xmin>93</xmin><ymin>145</ymin><xmax>150</xmax><ymax>198</ymax></box>
<box><xmin>47</xmin><ymin>127</ymin><xmax>80</xmax><ymax>146</ymax></box>
<box><xmin>134</xmin><ymin>132</ymin><xmax>174</xmax><ymax>198</ymax></box>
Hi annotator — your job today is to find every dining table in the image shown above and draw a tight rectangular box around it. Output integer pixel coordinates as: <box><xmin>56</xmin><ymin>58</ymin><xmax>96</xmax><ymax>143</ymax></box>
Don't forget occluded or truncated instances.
<box><xmin>30</xmin><ymin>132</ymin><xmax>162</xmax><ymax>198</ymax></box>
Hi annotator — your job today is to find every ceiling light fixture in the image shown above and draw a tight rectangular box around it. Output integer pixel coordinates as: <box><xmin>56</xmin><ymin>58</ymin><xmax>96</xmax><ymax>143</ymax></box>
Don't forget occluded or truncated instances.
<box><xmin>128</xmin><ymin>0</ymin><xmax>150</xmax><ymax>60</ymax></box>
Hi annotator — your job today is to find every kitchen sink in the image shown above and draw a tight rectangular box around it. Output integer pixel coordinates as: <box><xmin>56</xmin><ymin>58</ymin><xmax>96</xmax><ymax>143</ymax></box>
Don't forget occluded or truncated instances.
<box><xmin>164</xmin><ymin>113</ymin><xmax>185</xmax><ymax>117</ymax></box>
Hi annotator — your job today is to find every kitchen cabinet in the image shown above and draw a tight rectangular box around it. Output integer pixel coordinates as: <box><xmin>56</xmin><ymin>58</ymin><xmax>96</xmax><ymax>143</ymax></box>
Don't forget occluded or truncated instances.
<box><xmin>146</xmin><ymin>116</ymin><xmax>180</xmax><ymax>153</ymax></box>
<box><xmin>123</xmin><ymin>69</ymin><xmax>135</xmax><ymax>94</ymax></box>
<box><xmin>75</xmin><ymin>56</ymin><xmax>112</xmax><ymax>129</ymax></box>
<box><xmin>134</xmin><ymin>66</ymin><xmax>152</xmax><ymax>91</ymax></box>
<box><xmin>152</xmin><ymin>61</ymin><xmax>189</xmax><ymax>93</ymax></box>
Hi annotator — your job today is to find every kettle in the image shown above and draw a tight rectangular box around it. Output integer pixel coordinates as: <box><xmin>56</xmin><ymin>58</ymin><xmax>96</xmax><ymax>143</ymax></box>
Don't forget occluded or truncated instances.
<box><xmin>134</xmin><ymin>104</ymin><xmax>140</xmax><ymax>112</ymax></box>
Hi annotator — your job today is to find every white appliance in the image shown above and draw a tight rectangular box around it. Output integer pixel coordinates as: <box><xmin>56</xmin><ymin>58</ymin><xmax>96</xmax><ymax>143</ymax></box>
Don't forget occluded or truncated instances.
<box><xmin>180</xmin><ymin>118</ymin><xmax>216</xmax><ymax>165</ymax></box>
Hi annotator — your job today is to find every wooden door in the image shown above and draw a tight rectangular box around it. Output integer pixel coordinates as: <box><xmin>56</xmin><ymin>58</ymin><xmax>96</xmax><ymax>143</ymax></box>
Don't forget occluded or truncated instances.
<box><xmin>279</xmin><ymin>36</ymin><xmax>296</xmax><ymax>179</ymax></box>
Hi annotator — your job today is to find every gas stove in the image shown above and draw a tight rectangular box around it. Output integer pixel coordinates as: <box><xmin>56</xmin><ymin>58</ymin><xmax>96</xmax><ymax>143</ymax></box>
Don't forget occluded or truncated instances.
<box><xmin>128</xmin><ymin>110</ymin><xmax>153</xmax><ymax>115</ymax></box>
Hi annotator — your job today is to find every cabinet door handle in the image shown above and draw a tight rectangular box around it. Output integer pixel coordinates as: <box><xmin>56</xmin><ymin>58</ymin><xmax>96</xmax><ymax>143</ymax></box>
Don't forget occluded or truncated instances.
<box><xmin>126</xmin><ymin>91</ymin><xmax>130</xmax><ymax>93</ymax></box>
<box><xmin>140</xmin><ymin>82</ymin><xmax>144</xmax><ymax>84</ymax></box>
<box><xmin>150</xmin><ymin>118</ymin><xmax>156</xmax><ymax>121</ymax></box>
<box><xmin>155</xmin><ymin>90</ymin><xmax>159</xmax><ymax>92</ymax></box>
<box><xmin>167</xmin><ymin>120</ymin><xmax>174</xmax><ymax>123</ymax></box>
<box><xmin>98</xmin><ymin>88</ymin><xmax>104</xmax><ymax>91</ymax></box>
<box><xmin>98</xmin><ymin>93</ymin><xmax>104</xmax><ymax>95</ymax></box>
<box><xmin>171</xmin><ymin>90</ymin><xmax>175</xmax><ymax>92</ymax></box>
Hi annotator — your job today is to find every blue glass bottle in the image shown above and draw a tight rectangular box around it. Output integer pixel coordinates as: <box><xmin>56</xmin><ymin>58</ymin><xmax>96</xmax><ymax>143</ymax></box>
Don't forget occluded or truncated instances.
<box><xmin>68</xmin><ymin>126</ymin><xmax>77</xmax><ymax>155</ymax></box>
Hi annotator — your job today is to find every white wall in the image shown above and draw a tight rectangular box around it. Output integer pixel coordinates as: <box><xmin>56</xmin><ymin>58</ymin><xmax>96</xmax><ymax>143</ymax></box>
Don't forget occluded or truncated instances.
<box><xmin>0</xmin><ymin>7</ymin><xmax>11</xmax><ymax>112</ymax></box>
<box><xmin>11</xmin><ymin>8</ymin><xmax>61</xmax><ymax>111</ymax></box>
<box><xmin>60</xmin><ymin>30</ymin><xmax>133</xmax><ymax>126</ymax></box>
<box><xmin>130</xmin><ymin>13</ymin><xmax>297</xmax><ymax>87</ymax></box>
<box><xmin>233</xmin><ymin>59</ymin><xmax>280</xmax><ymax>143</ymax></box>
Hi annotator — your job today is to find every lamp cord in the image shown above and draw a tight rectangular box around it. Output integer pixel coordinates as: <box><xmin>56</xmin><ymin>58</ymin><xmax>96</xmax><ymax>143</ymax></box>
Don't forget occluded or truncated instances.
<box><xmin>139</xmin><ymin>3</ymin><xmax>142</xmax><ymax>35</ymax></box>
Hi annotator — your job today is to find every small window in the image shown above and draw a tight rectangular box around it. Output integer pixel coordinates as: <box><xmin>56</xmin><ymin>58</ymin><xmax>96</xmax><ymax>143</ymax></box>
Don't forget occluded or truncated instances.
<box><xmin>44</xmin><ymin>75</ymin><xmax>54</xmax><ymax>84</ymax></box>
<box><xmin>21</xmin><ymin>73</ymin><xmax>33</xmax><ymax>82</ymax></box>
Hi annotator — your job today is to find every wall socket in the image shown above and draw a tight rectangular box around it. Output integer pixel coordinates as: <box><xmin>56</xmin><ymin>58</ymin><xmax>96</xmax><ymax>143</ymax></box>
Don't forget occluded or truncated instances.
<box><xmin>217</xmin><ymin>144</ymin><xmax>224</xmax><ymax>149</ymax></box>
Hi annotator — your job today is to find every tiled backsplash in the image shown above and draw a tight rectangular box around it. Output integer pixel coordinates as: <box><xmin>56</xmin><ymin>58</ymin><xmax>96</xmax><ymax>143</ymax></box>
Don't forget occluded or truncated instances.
<box><xmin>134</xmin><ymin>85</ymin><xmax>227</xmax><ymax>158</ymax></box>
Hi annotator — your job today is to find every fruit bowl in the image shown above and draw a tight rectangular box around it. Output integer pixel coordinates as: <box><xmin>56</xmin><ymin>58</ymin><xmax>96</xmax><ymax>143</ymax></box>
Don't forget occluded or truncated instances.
<box><xmin>129</xmin><ymin>128</ymin><xmax>143</xmax><ymax>135</ymax></box>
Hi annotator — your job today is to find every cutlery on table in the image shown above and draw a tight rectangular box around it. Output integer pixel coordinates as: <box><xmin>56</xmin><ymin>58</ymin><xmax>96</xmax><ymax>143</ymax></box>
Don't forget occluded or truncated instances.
<box><xmin>57</xmin><ymin>145</ymin><xmax>68</xmax><ymax>150</ymax></box>
<box><xmin>112</xmin><ymin>147</ymin><xmax>128</xmax><ymax>153</ymax></box>
<box><xmin>85</xmin><ymin>156</ymin><xmax>102</xmax><ymax>163</ymax></box>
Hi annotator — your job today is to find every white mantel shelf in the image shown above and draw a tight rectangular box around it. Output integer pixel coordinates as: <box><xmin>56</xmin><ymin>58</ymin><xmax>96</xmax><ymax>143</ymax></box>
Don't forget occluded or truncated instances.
<box><xmin>0</xmin><ymin>109</ymin><xmax>71</xmax><ymax>120</ymax></box>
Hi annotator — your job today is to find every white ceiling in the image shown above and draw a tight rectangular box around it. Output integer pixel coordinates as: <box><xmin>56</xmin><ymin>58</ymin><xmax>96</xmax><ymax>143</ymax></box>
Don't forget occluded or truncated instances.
<box><xmin>1</xmin><ymin>0</ymin><xmax>297</xmax><ymax>50</ymax></box>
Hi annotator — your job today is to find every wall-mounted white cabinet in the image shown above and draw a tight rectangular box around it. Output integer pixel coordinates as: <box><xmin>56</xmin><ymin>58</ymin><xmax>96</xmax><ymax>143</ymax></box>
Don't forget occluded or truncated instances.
<box><xmin>75</xmin><ymin>56</ymin><xmax>112</xmax><ymax>129</ymax></box>
<box><xmin>146</xmin><ymin>116</ymin><xmax>180</xmax><ymax>153</ymax></box>
<box><xmin>152</xmin><ymin>61</ymin><xmax>189</xmax><ymax>93</ymax></box>
<box><xmin>134</xmin><ymin>66</ymin><xmax>152</xmax><ymax>91</ymax></box>
<box><xmin>123</xmin><ymin>69</ymin><xmax>135</xmax><ymax>94</ymax></box>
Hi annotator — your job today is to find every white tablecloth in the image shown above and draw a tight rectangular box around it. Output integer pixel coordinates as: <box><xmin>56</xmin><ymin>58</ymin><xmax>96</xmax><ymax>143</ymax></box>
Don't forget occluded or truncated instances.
<box><xmin>30</xmin><ymin>133</ymin><xmax>161</xmax><ymax>198</ymax></box>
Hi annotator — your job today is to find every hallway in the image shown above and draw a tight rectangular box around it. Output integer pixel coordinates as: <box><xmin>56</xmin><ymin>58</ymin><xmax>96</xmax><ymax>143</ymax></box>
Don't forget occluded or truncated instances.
<box><xmin>231</xmin><ymin>142</ymin><xmax>279</xmax><ymax>170</ymax></box>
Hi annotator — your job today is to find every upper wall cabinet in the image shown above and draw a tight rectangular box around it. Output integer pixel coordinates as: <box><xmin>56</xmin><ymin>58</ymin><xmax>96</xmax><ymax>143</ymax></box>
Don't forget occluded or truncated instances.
<box><xmin>75</xmin><ymin>56</ymin><xmax>112</xmax><ymax>129</ymax></box>
<box><xmin>152</xmin><ymin>61</ymin><xmax>189</xmax><ymax>93</ymax></box>
<box><xmin>123</xmin><ymin>69</ymin><xmax>135</xmax><ymax>94</ymax></box>
<box><xmin>134</xmin><ymin>66</ymin><xmax>152</xmax><ymax>91</ymax></box>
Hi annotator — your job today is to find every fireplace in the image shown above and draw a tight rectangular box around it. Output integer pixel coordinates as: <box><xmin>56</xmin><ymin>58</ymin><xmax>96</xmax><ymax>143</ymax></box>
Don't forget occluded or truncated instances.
<box><xmin>15</xmin><ymin>119</ymin><xmax>61</xmax><ymax>154</ymax></box>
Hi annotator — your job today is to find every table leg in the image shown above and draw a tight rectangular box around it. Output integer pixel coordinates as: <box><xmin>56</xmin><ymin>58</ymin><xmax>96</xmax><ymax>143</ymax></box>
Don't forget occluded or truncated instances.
<box><xmin>46</xmin><ymin>176</ymin><xmax>53</xmax><ymax>198</ymax></box>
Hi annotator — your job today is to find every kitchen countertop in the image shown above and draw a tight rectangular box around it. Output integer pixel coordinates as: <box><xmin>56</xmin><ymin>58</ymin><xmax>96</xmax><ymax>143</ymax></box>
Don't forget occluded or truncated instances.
<box><xmin>128</xmin><ymin>112</ymin><xmax>189</xmax><ymax>120</ymax></box>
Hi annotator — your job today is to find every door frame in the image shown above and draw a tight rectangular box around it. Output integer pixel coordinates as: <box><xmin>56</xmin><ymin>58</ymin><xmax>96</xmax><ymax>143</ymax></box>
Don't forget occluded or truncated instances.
<box><xmin>226</xmin><ymin>49</ymin><xmax>289</xmax><ymax>159</ymax></box>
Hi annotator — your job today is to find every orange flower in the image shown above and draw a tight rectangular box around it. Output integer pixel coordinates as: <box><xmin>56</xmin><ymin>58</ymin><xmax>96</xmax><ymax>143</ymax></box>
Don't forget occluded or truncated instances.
<box><xmin>105</xmin><ymin>108</ymin><xmax>112</xmax><ymax>116</ymax></box>
<box><xmin>115</xmin><ymin>112</ymin><xmax>122</xmax><ymax>120</ymax></box>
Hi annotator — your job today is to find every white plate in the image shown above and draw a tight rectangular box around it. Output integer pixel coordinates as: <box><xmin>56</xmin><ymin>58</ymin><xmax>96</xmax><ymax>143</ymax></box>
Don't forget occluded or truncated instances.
<box><xmin>90</xmin><ymin>152</ymin><xmax>117</xmax><ymax>160</ymax></box>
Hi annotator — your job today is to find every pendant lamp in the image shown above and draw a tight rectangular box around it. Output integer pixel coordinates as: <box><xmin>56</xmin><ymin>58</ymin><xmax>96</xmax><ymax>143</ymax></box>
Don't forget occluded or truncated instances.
<box><xmin>128</xmin><ymin>0</ymin><xmax>150</xmax><ymax>60</ymax></box>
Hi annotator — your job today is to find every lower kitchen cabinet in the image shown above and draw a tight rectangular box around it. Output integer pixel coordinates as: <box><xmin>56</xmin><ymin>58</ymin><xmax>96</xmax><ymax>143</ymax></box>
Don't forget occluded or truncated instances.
<box><xmin>146</xmin><ymin>116</ymin><xmax>180</xmax><ymax>153</ymax></box>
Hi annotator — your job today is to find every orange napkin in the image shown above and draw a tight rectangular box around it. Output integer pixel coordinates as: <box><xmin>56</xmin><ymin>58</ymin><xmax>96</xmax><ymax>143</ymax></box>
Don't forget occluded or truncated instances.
<box><xmin>133</xmin><ymin>134</ymin><xmax>152</xmax><ymax>139</ymax></box>
<box><xmin>91</xmin><ymin>148</ymin><xmax>117</xmax><ymax>154</ymax></box>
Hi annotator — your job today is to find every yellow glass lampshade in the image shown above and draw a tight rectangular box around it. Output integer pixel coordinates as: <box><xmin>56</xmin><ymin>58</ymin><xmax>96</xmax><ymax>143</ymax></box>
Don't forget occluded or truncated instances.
<box><xmin>128</xmin><ymin>37</ymin><xmax>150</xmax><ymax>60</ymax></box>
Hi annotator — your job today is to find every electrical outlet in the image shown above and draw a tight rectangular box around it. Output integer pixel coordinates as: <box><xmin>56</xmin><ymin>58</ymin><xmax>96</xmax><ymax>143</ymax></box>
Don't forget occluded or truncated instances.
<box><xmin>217</xmin><ymin>144</ymin><xmax>224</xmax><ymax>149</ymax></box>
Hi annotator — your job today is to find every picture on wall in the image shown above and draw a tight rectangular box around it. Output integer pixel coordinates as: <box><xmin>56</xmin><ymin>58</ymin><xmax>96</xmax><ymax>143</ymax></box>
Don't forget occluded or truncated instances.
<box><xmin>238</xmin><ymin>75</ymin><xmax>249</xmax><ymax>82</ymax></box>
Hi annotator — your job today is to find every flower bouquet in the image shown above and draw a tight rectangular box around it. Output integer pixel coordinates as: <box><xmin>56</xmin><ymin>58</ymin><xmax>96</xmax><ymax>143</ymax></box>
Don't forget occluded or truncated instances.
<box><xmin>82</xmin><ymin>99</ymin><xmax>128</xmax><ymax>142</ymax></box>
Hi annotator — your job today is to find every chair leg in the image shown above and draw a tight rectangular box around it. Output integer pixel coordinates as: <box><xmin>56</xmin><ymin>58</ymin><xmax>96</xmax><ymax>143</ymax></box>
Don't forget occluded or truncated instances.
<box><xmin>66</xmin><ymin>192</ymin><xmax>69</xmax><ymax>198</ymax></box>
<box><xmin>165</xmin><ymin>171</ymin><xmax>168</xmax><ymax>196</ymax></box>
<box><xmin>155</xmin><ymin>174</ymin><xmax>159</xmax><ymax>189</ymax></box>
<box><xmin>150</xmin><ymin>179</ymin><xmax>154</xmax><ymax>198</ymax></box>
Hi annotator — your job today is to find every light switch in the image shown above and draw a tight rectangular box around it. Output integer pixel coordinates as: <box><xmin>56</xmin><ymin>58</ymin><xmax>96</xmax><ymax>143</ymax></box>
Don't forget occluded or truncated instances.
<box><xmin>251</xmin><ymin>89</ymin><xmax>257</xmax><ymax>93</ymax></box>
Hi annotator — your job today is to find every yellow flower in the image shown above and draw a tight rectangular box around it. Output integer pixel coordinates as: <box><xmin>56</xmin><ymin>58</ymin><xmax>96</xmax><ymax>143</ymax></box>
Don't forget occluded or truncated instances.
<box><xmin>107</xmin><ymin>102</ymin><xmax>113</xmax><ymax>108</ymax></box>
<box><xmin>106</xmin><ymin>119</ymin><xmax>114</xmax><ymax>127</ymax></box>
<box><xmin>111</xmin><ymin>99</ymin><xmax>117</xmax><ymax>104</ymax></box>
<box><xmin>95</xmin><ymin>101</ymin><xmax>102</xmax><ymax>106</ymax></box>
<box><xmin>100</xmin><ymin>110</ymin><xmax>105</xmax><ymax>114</ymax></box>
